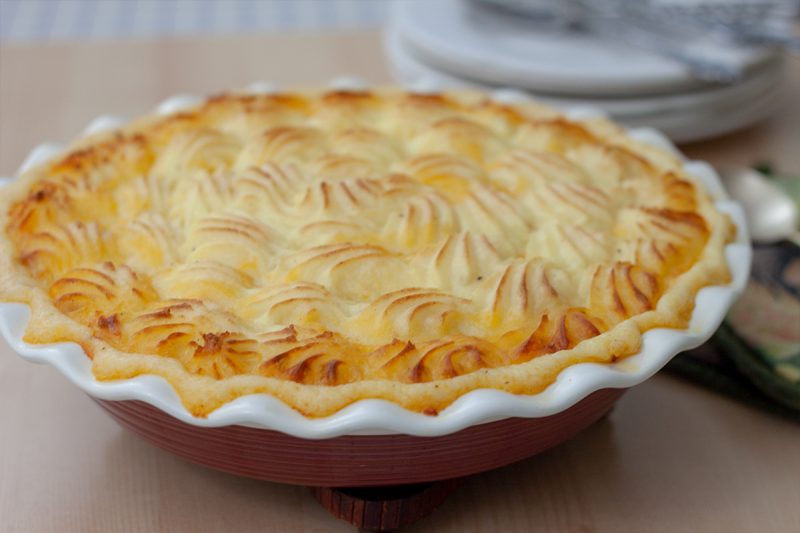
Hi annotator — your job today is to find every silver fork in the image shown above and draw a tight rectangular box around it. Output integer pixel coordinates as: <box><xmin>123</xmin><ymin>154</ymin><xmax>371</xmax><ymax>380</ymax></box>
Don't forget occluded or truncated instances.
<box><xmin>654</xmin><ymin>1</ymin><xmax>800</xmax><ymax>51</ymax></box>
<box><xmin>474</xmin><ymin>0</ymin><xmax>794</xmax><ymax>83</ymax></box>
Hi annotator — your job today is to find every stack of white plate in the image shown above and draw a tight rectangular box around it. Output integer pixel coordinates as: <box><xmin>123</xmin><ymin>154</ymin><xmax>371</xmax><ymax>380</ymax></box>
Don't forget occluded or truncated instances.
<box><xmin>386</xmin><ymin>0</ymin><xmax>786</xmax><ymax>143</ymax></box>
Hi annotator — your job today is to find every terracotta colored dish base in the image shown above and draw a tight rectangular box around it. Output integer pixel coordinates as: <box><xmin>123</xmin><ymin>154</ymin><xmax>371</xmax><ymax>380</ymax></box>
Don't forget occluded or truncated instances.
<box><xmin>311</xmin><ymin>480</ymin><xmax>465</xmax><ymax>531</ymax></box>
<box><xmin>94</xmin><ymin>388</ymin><xmax>624</xmax><ymax>487</ymax></box>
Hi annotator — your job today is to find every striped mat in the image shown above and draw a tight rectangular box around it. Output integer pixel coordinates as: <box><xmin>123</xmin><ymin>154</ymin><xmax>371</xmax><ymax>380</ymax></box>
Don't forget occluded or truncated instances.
<box><xmin>0</xmin><ymin>0</ymin><xmax>396</xmax><ymax>43</ymax></box>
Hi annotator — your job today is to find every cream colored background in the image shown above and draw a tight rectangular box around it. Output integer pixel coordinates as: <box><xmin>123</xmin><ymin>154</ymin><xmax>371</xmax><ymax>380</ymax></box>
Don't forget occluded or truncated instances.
<box><xmin>1</xmin><ymin>32</ymin><xmax>799</xmax><ymax>533</ymax></box>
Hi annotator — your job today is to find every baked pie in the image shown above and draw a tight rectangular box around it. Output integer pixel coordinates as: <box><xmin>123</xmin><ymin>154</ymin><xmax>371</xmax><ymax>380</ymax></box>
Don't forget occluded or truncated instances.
<box><xmin>0</xmin><ymin>89</ymin><xmax>733</xmax><ymax>417</ymax></box>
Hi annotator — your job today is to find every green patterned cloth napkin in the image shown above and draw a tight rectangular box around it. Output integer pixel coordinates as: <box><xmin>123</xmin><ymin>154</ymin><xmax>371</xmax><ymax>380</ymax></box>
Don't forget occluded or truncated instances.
<box><xmin>667</xmin><ymin>169</ymin><xmax>800</xmax><ymax>419</ymax></box>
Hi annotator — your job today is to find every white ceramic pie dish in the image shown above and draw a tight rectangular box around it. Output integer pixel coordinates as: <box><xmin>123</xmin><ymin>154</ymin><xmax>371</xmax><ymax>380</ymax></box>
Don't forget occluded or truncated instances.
<box><xmin>0</xmin><ymin>78</ymin><xmax>751</xmax><ymax>439</ymax></box>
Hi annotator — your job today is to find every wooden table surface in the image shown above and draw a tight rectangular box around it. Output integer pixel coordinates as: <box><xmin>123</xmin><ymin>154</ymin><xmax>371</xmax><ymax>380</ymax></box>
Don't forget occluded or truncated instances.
<box><xmin>1</xmin><ymin>31</ymin><xmax>799</xmax><ymax>533</ymax></box>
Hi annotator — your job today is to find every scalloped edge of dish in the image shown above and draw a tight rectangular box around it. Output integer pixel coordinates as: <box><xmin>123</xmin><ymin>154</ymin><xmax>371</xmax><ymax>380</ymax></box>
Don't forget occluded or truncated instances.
<box><xmin>0</xmin><ymin>77</ymin><xmax>751</xmax><ymax>438</ymax></box>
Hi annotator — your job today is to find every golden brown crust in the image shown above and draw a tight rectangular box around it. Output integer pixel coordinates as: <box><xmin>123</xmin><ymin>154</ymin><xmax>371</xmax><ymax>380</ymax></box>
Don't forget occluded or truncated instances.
<box><xmin>0</xmin><ymin>88</ymin><xmax>733</xmax><ymax>417</ymax></box>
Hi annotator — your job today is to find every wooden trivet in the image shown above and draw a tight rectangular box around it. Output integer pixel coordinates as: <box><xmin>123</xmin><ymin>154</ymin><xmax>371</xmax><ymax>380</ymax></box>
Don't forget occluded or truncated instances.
<box><xmin>310</xmin><ymin>478</ymin><xmax>464</xmax><ymax>531</ymax></box>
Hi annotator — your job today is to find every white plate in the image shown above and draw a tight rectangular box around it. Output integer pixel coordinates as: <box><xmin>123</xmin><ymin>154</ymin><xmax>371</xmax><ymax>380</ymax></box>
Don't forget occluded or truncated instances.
<box><xmin>387</xmin><ymin>28</ymin><xmax>785</xmax><ymax>118</ymax></box>
<box><xmin>393</xmin><ymin>0</ymin><xmax>776</xmax><ymax>96</ymax></box>
<box><xmin>0</xmin><ymin>78</ymin><xmax>751</xmax><ymax>439</ymax></box>
<box><xmin>386</xmin><ymin>30</ymin><xmax>784</xmax><ymax>143</ymax></box>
